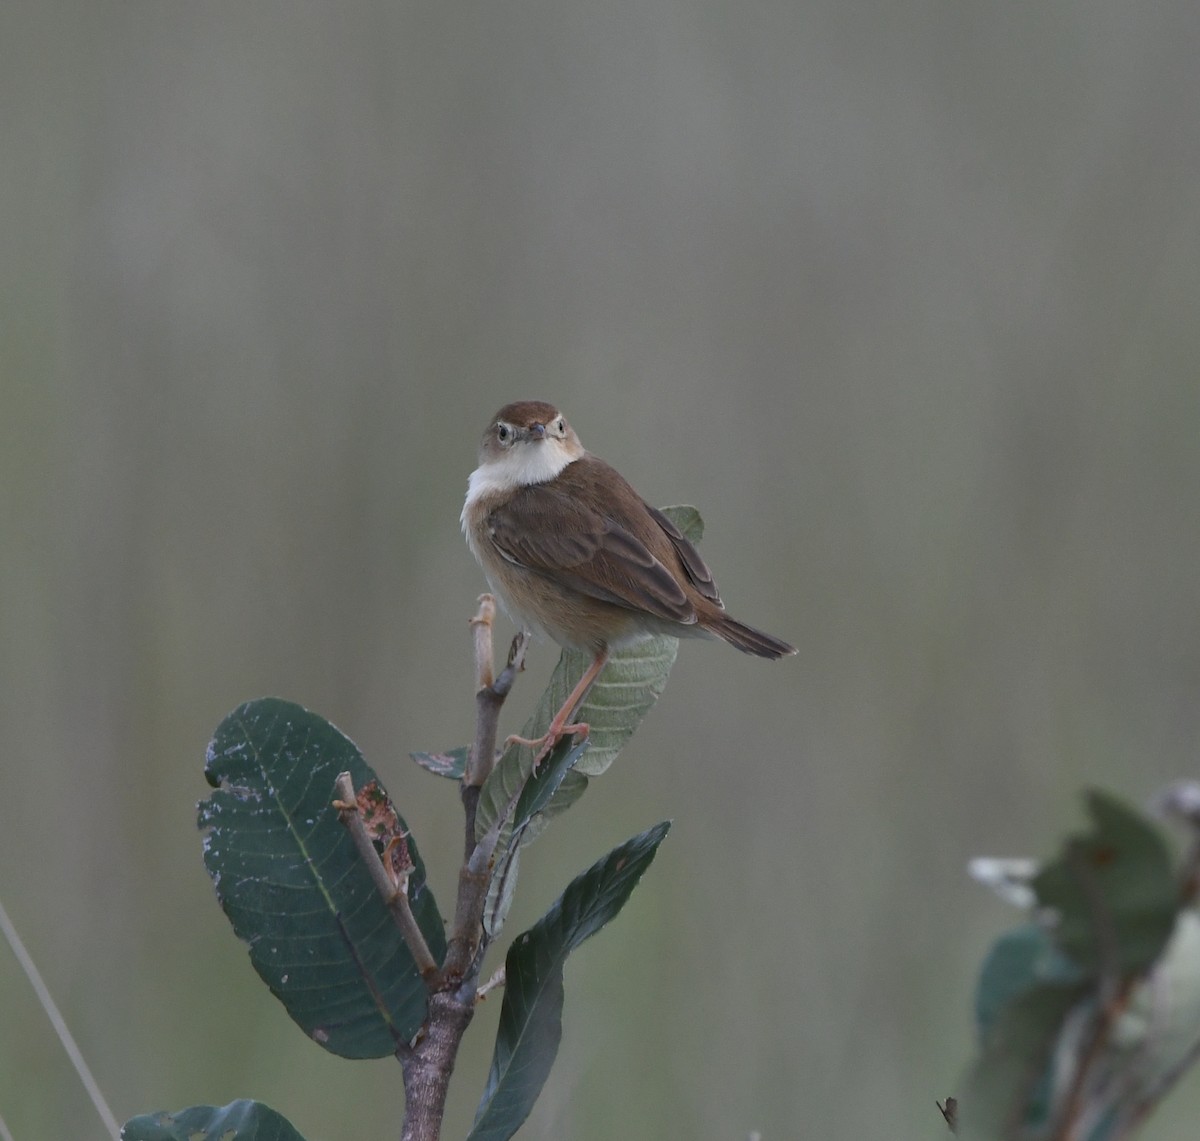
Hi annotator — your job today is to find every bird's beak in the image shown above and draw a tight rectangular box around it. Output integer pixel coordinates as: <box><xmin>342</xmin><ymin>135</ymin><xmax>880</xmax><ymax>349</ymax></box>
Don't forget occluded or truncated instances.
<box><xmin>525</xmin><ymin>422</ymin><xmax>546</xmax><ymax>441</ymax></box>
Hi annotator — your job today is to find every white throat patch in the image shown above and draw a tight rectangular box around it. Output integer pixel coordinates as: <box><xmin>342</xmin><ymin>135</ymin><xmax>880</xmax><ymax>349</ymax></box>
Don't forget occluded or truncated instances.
<box><xmin>461</xmin><ymin>440</ymin><xmax>578</xmax><ymax>529</ymax></box>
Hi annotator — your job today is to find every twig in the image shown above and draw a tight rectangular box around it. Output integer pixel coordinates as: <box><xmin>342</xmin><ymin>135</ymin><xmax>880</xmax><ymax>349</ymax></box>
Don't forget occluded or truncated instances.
<box><xmin>1122</xmin><ymin>1024</ymin><xmax>1200</xmax><ymax>1133</ymax></box>
<box><xmin>442</xmin><ymin>859</ymin><xmax>493</xmax><ymax>985</ymax></box>
<box><xmin>0</xmin><ymin>898</ymin><xmax>121</xmax><ymax>1140</ymax></box>
<box><xmin>334</xmin><ymin>772</ymin><xmax>440</xmax><ymax>984</ymax></box>
<box><xmin>461</xmin><ymin>631</ymin><xmax>527</xmax><ymax>856</ymax></box>
<box><xmin>443</xmin><ymin>780</ymin><xmax>527</xmax><ymax>983</ymax></box>
<box><xmin>470</xmin><ymin>594</ymin><xmax>497</xmax><ymax>689</ymax></box>
<box><xmin>476</xmin><ymin>966</ymin><xmax>506</xmax><ymax>1001</ymax></box>
<box><xmin>1091</xmin><ymin>783</ymin><xmax>1200</xmax><ymax>1133</ymax></box>
<box><xmin>1049</xmin><ymin>844</ymin><xmax>1130</xmax><ymax>1141</ymax></box>
<box><xmin>465</xmin><ymin>595</ymin><xmax>529</xmax><ymax>794</ymax></box>
<box><xmin>398</xmin><ymin>597</ymin><xmax>531</xmax><ymax>1141</ymax></box>
<box><xmin>444</xmin><ymin>605</ymin><xmax>529</xmax><ymax>982</ymax></box>
<box><xmin>1050</xmin><ymin>989</ymin><xmax>1129</xmax><ymax>1141</ymax></box>
<box><xmin>327</xmin><ymin>599</ymin><xmax>535</xmax><ymax>1137</ymax></box>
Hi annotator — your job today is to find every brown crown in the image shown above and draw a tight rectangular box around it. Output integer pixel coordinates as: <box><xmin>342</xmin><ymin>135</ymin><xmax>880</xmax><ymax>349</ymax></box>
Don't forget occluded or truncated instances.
<box><xmin>490</xmin><ymin>400</ymin><xmax>562</xmax><ymax>427</ymax></box>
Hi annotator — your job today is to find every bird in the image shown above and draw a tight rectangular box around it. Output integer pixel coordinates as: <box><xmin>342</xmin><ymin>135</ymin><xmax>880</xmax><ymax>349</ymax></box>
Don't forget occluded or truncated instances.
<box><xmin>461</xmin><ymin>400</ymin><xmax>796</xmax><ymax>762</ymax></box>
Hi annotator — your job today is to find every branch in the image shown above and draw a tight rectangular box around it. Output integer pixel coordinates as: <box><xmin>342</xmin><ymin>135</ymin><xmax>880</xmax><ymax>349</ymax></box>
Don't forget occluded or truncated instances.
<box><xmin>1050</xmin><ymin>845</ymin><xmax>1131</xmax><ymax>1141</ymax></box>
<box><xmin>399</xmin><ymin>597</ymin><xmax>532</xmax><ymax>1140</ymax></box>
<box><xmin>1050</xmin><ymin>986</ymin><xmax>1131</xmax><ymax>1141</ymax></box>
<box><xmin>1122</xmin><ymin>1024</ymin><xmax>1200</xmax><ymax>1134</ymax></box>
<box><xmin>465</xmin><ymin>595</ymin><xmax>529</xmax><ymax>794</ymax></box>
<box><xmin>445</xmin><ymin>596</ymin><xmax>529</xmax><ymax>982</ymax></box>
<box><xmin>443</xmin><ymin>779</ymin><xmax>527</xmax><ymax>984</ymax></box>
<box><xmin>401</xmin><ymin>991</ymin><xmax>475</xmax><ymax>1141</ymax></box>
<box><xmin>333</xmin><ymin>771</ymin><xmax>440</xmax><ymax>985</ymax></box>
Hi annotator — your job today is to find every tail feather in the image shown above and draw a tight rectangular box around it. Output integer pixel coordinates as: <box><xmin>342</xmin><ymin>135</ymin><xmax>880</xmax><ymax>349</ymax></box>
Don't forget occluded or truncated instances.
<box><xmin>703</xmin><ymin>611</ymin><xmax>797</xmax><ymax>660</ymax></box>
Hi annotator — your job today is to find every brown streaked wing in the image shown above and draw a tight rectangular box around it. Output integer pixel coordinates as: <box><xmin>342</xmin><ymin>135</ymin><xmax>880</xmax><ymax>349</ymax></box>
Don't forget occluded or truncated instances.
<box><xmin>646</xmin><ymin>504</ymin><xmax>723</xmax><ymax>605</ymax></box>
<box><xmin>486</xmin><ymin>482</ymin><xmax>696</xmax><ymax>623</ymax></box>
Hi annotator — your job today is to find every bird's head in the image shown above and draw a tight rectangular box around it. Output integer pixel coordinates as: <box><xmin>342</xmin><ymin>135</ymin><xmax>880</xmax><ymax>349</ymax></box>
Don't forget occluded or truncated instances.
<box><xmin>475</xmin><ymin>401</ymin><xmax>585</xmax><ymax>488</ymax></box>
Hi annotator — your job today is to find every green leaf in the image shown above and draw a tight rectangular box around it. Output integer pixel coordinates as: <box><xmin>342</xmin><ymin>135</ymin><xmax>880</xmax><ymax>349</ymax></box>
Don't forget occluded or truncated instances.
<box><xmin>511</xmin><ymin>738</ymin><xmax>591</xmax><ymax>836</ymax></box>
<box><xmin>484</xmin><ymin>841</ymin><xmax>521</xmax><ymax>941</ymax></box>
<box><xmin>659</xmin><ymin>503</ymin><xmax>704</xmax><ymax>542</ymax></box>
<box><xmin>199</xmin><ymin>698</ymin><xmax>446</xmax><ymax>1058</ymax></box>
<box><xmin>956</xmin><ymin>979</ymin><xmax>1090</xmax><ymax>1139</ymax></box>
<box><xmin>517</xmin><ymin>769</ymin><xmax>590</xmax><ymax>842</ymax></box>
<box><xmin>957</xmin><ymin>791</ymin><xmax>1191</xmax><ymax>1137</ymax></box>
<box><xmin>959</xmin><ymin>923</ymin><xmax>1089</xmax><ymax>1137</ymax></box>
<box><xmin>410</xmin><ymin>746</ymin><xmax>469</xmax><ymax>779</ymax></box>
<box><xmin>122</xmin><ymin>1100</ymin><xmax>306</xmax><ymax>1140</ymax></box>
<box><xmin>960</xmin><ymin>924</ymin><xmax>1200</xmax><ymax>1141</ymax></box>
<box><xmin>476</xmin><ymin>638</ymin><xmax>678</xmax><ymax>842</ymax></box>
<box><xmin>482</xmin><ymin>737</ymin><xmax>590</xmax><ymax>940</ymax></box>
<box><xmin>469</xmin><ymin>822</ymin><xmax>671</xmax><ymax>1141</ymax></box>
<box><xmin>975</xmin><ymin>923</ymin><xmax>1086</xmax><ymax>1043</ymax></box>
<box><xmin>1035</xmin><ymin>910</ymin><xmax>1200</xmax><ymax>1139</ymax></box>
<box><xmin>1033</xmin><ymin>789</ymin><xmax>1178</xmax><ymax>977</ymax></box>
<box><xmin>1115</xmin><ymin>910</ymin><xmax>1200</xmax><ymax>1107</ymax></box>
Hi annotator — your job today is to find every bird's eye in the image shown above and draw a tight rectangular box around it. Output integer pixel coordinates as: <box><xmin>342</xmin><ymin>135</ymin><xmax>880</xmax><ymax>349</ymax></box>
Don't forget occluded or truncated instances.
<box><xmin>554</xmin><ymin>418</ymin><xmax>564</xmax><ymax>434</ymax></box>
<box><xmin>496</xmin><ymin>423</ymin><xmax>511</xmax><ymax>444</ymax></box>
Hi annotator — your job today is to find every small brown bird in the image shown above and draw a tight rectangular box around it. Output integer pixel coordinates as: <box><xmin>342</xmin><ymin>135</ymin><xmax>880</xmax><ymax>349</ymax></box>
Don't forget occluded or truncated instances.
<box><xmin>462</xmin><ymin>400</ymin><xmax>796</xmax><ymax>760</ymax></box>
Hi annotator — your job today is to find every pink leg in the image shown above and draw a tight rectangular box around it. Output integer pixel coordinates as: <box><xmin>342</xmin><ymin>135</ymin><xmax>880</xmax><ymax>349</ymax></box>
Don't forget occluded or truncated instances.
<box><xmin>506</xmin><ymin>647</ymin><xmax>610</xmax><ymax>767</ymax></box>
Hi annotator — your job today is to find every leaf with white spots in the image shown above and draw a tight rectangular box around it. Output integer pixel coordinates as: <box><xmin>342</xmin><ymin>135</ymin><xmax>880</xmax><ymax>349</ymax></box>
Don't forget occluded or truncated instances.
<box><xmin>199</xmin><ymin>699</ymin><xmax>445</xmax><ymax>1059</ymax></box>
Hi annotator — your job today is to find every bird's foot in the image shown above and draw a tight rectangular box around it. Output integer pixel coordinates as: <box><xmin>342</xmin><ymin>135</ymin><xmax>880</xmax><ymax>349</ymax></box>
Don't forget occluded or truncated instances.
<box><xmin>505</xmin><ymin>720</ymin><xmax>590</xmax><ymax>769</ymax></box>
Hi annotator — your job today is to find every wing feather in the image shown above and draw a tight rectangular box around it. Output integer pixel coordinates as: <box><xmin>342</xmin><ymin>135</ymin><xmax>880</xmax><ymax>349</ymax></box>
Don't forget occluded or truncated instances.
<box><xmin>646</xmin><ymin>505</ymin><xmax>722</xmax><ymax>605</ymax></box>
<box><xmin>485</xmin><ymin>479</ymin><xmax>697</xmax><ymax>623</ymax></box>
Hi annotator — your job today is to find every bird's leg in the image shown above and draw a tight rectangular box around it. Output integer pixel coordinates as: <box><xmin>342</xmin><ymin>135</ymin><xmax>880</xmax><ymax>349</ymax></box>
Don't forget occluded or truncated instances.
<box><xmin>506</xmin><ymin>646</ymin><xmax>610</xmax><ymax>767</ymax></box>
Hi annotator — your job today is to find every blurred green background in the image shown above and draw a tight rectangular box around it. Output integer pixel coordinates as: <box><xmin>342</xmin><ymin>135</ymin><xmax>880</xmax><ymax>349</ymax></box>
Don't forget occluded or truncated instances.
<box><xmin>3</xmin><ymin>3</ymin><xmax>1200</xmax><ymax>1139</ymax></box>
